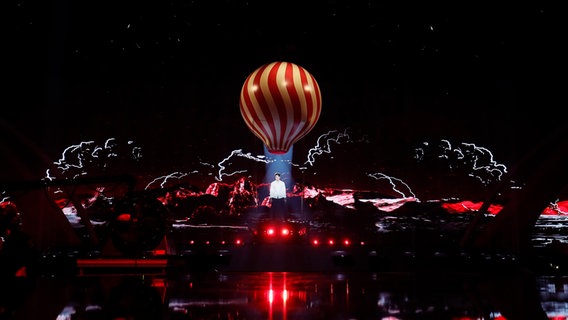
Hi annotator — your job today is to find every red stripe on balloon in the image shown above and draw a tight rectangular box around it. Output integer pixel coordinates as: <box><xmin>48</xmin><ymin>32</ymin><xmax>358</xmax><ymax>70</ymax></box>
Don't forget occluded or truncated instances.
<box><xmin>266</xmin><ymin>62</ymin><xmax>286</xmax><ymax>151</ymax></box>
<box><xmin>284</xmin><ymin>63</ymin><xmax>301</xmax><ymax>151</ymax></box>
<box><xmin>288</xmin><ymin>64</ymin><xmax>309</xmax><ymax>144</ymax></box>
<box><xmin>252</xmin><ymin>63</ymin><xmax>277</xmax><ymax>146</ymax></box>
<box><xmin>301</xmin><ymin>71</ymin><xmax>322</xmax><ymax>140</ymax></box>
<box><xmin>240</xmin><ymin>69</ymin><xmax>267</xmax><ymax>146</ymax></box>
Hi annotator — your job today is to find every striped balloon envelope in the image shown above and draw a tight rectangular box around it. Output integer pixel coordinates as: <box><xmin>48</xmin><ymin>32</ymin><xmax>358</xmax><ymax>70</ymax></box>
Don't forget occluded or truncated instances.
<box><xmin>239</xmin><ymin>61</ymin><xmax>322</xmax><ymax>154</ymax></box>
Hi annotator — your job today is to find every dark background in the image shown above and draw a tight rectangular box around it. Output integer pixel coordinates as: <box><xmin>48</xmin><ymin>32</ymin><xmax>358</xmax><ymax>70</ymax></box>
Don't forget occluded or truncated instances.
<box><xmin>3</xmin><ymin>1</ymin><xmax>563</xmax><ymax>200</ymax></box>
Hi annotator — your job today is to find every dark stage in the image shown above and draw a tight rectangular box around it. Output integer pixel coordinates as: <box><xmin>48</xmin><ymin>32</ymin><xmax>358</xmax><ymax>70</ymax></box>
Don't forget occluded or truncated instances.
<box><xmin>3</xmin><ymin>1</ymin><xmax>565</xmax><ymax>319</ymax></box>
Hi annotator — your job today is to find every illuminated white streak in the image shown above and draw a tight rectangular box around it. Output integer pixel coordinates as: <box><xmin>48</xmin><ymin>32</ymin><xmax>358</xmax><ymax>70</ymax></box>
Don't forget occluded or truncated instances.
<box><xmin>144</xmin><ymin>171</ymin><xmax>200</xmax><ymax>190</ymax></box>
<box><xmin>367</xmin><ymin>172</ymin><xmax>417</xmax><ymax>199</ymax></box>
<box><xmin>305</xmin><ymin>129</ymin><xmax>351</xmax><ymax>166</ymax></box>
<box><xmin>215</xmin><ymin>149</ymin><xmax>270</xmax><ymax>181</ymax></box>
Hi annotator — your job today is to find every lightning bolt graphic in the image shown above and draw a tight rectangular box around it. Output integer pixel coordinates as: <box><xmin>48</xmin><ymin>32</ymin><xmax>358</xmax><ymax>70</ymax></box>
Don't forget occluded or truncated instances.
<box><xmin>367</xmin><ymin>172</ymin><xmax>417</xmax><ymax>199</ymax></box>
<box><xmin>414</xmin><ymin>139</ymin><xmax>507</xmax><ymax>185</ymax></box>
<box><xmin>215</xmin><ymin>149</ymin><xmax>271</xmax><ymax>181</ymax></box>
<box><xmin>144</xmin><ymin>171</ymin><xmax>200</xmax><ymax>190</ymax></box>
<box><xmin>304</xmin><ymin>128</ymin><xmax>351</xmax><ymax>166</ymax></box>
<box><xmin>50</xmin><ymin>138</ymin><xmax>141</xmax><ymax>179</ymax></box>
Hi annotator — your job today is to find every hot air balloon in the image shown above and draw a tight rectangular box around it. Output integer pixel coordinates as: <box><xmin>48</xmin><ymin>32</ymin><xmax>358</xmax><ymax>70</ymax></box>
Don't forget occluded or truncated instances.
<box><xmin>239</xmin><ymin>61</ymin><xmax>322</xmax><ymax>154</ymax></box>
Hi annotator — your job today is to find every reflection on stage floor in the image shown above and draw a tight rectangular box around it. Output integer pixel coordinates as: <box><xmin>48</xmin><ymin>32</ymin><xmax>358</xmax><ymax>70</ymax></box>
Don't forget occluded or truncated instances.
<box><xmin>3</xmin><ymin>264</ymin><xmax>568</xmax><ymax>320</ymax></box>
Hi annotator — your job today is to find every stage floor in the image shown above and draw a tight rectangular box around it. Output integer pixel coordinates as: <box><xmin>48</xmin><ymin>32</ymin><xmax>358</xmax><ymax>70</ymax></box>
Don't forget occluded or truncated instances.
<box><xmin>3</xmin><ymin>264</ymin><xmax>568</xmax><ymax>320</ymax></box>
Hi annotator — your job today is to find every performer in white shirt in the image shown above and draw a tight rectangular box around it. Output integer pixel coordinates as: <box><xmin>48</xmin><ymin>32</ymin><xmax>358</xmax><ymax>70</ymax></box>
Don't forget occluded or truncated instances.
<box><xmin>269</xmin><ymin>172</ymin><xmax>287</xmax><ymax>219</ymax></box>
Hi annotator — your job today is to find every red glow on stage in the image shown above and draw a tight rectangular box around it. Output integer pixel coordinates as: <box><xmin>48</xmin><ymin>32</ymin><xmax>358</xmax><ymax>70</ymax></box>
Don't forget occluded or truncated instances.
<box><xmin>116</xmin><ymin>213</ymin><xmax>131</xmax><ymax>221</ymax></box>
<box><xmin>443</xmin><ymin>200</ymin><xmax>568</xmax><ymax>216</ymax></box>
<box><xmin>441</xmin><ymin>201</ymin><xmax>503</xmax><ymax>214</ymax></box>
